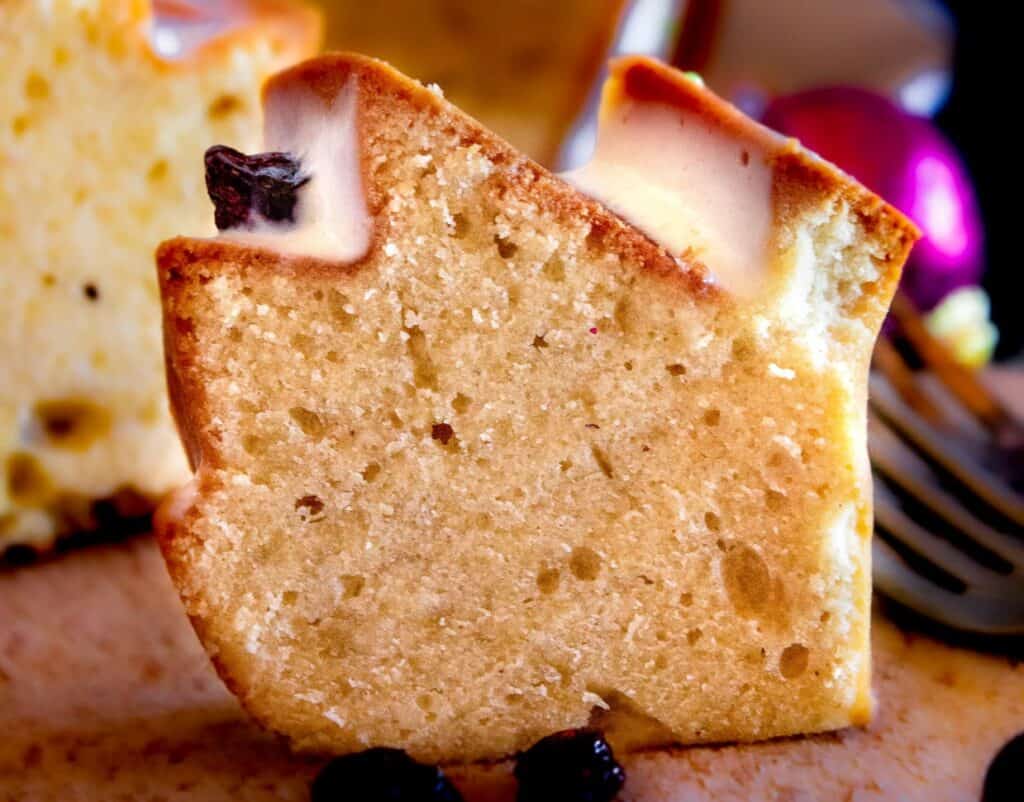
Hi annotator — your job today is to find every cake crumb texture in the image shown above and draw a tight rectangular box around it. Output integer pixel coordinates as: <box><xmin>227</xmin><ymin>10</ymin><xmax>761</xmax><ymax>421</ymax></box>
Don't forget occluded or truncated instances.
<box><xmin>0</xmin><ymin>0</ymin><xmax>318</xmax><ymax>553</ymax></box>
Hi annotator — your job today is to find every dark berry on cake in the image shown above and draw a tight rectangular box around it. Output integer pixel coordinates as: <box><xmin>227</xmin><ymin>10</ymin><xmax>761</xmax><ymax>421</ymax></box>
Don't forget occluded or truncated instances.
<box><xmin>983</xmin><ymin>731</ymin><xmax>1024</xmax><ymax>802</ymax></box>
<box><xmin>514</xmin><ymin>729</ymin><xmax>625</xmax><ymax>802</ymax></box>
<box><xmin>204</xmin><ymin>145</ymin><xmax>309</xmax><ymax>230</ymax></box>
<box><xmin>310</xmin><ymin>747</ymin><xmax>464</xmax><ymax>802</ymax></box>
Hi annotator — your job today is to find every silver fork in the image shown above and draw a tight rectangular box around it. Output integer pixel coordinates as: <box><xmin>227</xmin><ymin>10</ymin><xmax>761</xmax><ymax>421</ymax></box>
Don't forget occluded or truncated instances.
<box><xmin>868</xmin><ymin>293</ymin><xmax>1024</xmax><ymax>637</ymax></box>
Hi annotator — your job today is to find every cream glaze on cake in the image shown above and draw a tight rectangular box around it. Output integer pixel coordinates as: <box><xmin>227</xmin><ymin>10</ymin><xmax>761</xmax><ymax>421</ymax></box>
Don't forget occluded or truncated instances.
<box><xmin>156</xmin><ymin>54</ymin><xmax>918</xmax><ymax>763</ymax></box>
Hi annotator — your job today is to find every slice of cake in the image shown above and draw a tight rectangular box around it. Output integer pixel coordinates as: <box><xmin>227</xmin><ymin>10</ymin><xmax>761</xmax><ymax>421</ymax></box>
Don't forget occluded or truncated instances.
<box><xmin>0</xmin><ymin>0</ymin><xmax>319</xmax><ymax>556</ymax></box>
<box><xmin>155</xmin><ymin>53</ymin><xmax>918</xmax><ymax>762</ymax></box>
<box><xmin>315</xmin><ymin>0</ymin><xmax>627</xmax><ymax>165</ymax></box>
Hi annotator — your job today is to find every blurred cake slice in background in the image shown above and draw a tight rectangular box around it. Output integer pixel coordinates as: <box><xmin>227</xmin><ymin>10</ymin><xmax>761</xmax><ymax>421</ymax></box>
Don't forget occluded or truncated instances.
<box><xmin>0</xmin><ymin>0</ymin><xmax>319</xmax><ymax>558</ymax></box>
<box><xmin>316</xmin><ymin>0</ymin><xmax>630</xmax><ymax>165</ymax></box>
<box><xmin>156</xmin><ymin>53</ymin><xmax>916</xmax><ymax>761</ymax></box>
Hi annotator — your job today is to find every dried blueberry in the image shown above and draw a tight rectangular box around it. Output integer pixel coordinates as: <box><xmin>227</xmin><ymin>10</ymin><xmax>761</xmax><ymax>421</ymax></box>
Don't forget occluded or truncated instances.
<box><xmin>310</xmin><ymin>747</ymin><xmax>464</xmax><ymax>802</ymax></box>
<box><xmin>204</xmin><ymin>144</ymin><xmax>310</xmax><ymax>231</ymax></box>
<box><xmin>983</xmin><ymin>731</ymin><xmax>1024</xmax><ymax>802</ymax></box>
<box><xmin>514</xmin><ymin>729</ymin><xmax>625</xmax><ymax>802</ymax></box>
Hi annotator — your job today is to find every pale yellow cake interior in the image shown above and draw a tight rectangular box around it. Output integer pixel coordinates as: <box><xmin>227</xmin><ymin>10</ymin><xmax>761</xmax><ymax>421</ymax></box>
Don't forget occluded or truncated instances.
<box><xmin>0</xmin><ymin>0</ymin><xmax>315</xmax><ymax>550</ymax></box>
<box><xmin>157</xmin><ymin>57</ymin><xmax>914</xmax><ymax>762</ymax></box>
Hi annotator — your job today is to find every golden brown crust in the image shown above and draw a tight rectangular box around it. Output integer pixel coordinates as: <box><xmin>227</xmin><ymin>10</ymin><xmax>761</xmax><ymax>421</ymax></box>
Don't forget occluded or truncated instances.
<box><xmin>610</xmin><ymin>55</ymin><xmax>919</xmax><ymax>331</ymax></box>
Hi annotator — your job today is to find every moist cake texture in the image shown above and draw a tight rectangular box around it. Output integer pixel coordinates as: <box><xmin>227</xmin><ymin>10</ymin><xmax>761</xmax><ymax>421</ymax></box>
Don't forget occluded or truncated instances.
<box><xmin>156</xmin><ymin>54</ymin><xmax>917</xmax><ymax>762</ymax></box>
<box><xmin>0</xmin><ymin>0</ymin><xmax>319</xmax><ymax>554</ymax></box>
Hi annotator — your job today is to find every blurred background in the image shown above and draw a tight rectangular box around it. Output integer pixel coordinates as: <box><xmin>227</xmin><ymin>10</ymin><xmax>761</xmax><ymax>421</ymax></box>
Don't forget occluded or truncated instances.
<box><xmin>306</xmin><ymin>0</ymin><xmax>1014</xmax><ymax>365</ymax></box>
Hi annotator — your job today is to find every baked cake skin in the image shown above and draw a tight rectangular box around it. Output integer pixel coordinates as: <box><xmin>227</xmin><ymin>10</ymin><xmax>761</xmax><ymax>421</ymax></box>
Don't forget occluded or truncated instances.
<box><xmin>156</xmin><ymin>54</ymin><xmax>917</xmax><ymax>762</ymax></box>
<box><xmin>0</xmin><ymin>0</ymin><xmax>319</xmax><ymax>554</ymax></box>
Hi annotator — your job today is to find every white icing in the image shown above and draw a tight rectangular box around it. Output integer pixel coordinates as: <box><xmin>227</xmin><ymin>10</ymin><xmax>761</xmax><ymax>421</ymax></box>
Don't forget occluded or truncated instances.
<box><xmin>221</xmin><ymin>78</ymin><xmax>372</xmax><ymax>263</ymax></box>
<box><xmin>150</xmin><ymin>1</ymin><xmax>235</xmax><ymax>60</ymax></box>
<box><xmin>561</xmin><ymin>87</ymin><xmax>775</xmax><ymax>296</ymax></box>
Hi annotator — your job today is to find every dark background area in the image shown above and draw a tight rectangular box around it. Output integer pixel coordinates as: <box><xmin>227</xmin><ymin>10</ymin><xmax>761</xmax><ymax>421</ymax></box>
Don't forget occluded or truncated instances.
<box><xmin>937</xmin><ymin>1</ymin><xmax>1019</xmax><ymax>360</ymax></box>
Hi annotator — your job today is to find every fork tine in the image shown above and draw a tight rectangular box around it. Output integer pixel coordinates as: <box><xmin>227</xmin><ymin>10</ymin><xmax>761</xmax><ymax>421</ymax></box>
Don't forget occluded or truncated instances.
<box><xmin>874</xmin><ymin>479</ymin><xmax>1003</xmax><ymax>586</ymax></box>
<box><xmin>872</xmin><ymin>337</ymin><xmax>942</xmax><ymax>423</ymax></box>
<box><xmin>869</xmin><ymin>413</ymin><xmax>1024</xmax><ymax>568</ymax></box>
<box><xmin>873</xmin><ymin>538</ymin><xmax>1024</xmax><ymax>636</ymax></box>
<box><xmin>889</xmin><ymin>291</ymin><xmax>1024</xmax><ymax>452</ymax></box>
<box><xmin>870</xmin><ymin>373</ymin><xmax>1024</xmax><ymax>525</ymax></box>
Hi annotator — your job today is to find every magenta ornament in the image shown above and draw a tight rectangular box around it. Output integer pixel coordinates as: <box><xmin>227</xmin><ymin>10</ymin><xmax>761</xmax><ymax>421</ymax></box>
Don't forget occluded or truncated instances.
<box><xmin>762</xmin><ymin>87</ymin><xmax>984</xmax><ymax>311</ymax></box>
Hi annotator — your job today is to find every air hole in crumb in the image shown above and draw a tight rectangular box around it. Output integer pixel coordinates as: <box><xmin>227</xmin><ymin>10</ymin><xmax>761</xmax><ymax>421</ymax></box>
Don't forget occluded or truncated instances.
<box><xmin>290</xmin><ymin>333</ymin><xmax>314</xmax><ymax>357</ymax></box>
<box><xmin>559</xmin><ymin>459</ymin><xmax>573</xmax><ymax>472</ymax></box>
<box><xmin>406</xmin><ymin>326</ymin><xmax>438</xmax><ymax>389</ymax></box>
<box><xmin>703</xmin><ymin>408</ymin><xmax>721</xmax><ymax>426</ymax></box>
<box><xmin>721</xmin><ymin>544</ymin><xmax>772</xmax><ymax>618</ymax></box>
<box><xmin>542</xmin><ymin>256</ymin><xmax>565</xmax><ymax>282</ymax></box>
<box><xmin>451</xmin><ymin>212</ymin><xmax>471</xmax><ymax>239</ymax></box>
<box><xmin>614</xmin><ymin>298</ymin><xmax>633</xmax><ymax>334</ymax></box>
<box><xmin>731</xmin><ymin>335</ymin><xmax>756</xmax><ymax>362</ymax></box>
<box><xmin>416</xmin><ymin>693</ymin><xmax>435</xmax><ymax>712</ymax></box>
<box><xmin>452</xmin><ymin>393</ymin><xmax>472</xmax><ymax>413</ymax></box>
<box><xmin>590</xmin><ymin>445</ymin><xmax>614</xmax><ymax>479</ymax></box>
<box><xmin>242</xmin><ymin>433</ymin><xmax>267</xmax><ymax>456</ymax></box>
<box><xmin>655</xmin><ymin>629</ymin><xmax>669</xmax><ymax>642</ymax></box>
<box><xmin>704</xmin><ymin>511</ymin><xmax>721</xmax><ymax>532</ymax></box>
<box><xmin>282</xmin><ymin>591</ymin><xmax>298</xmax><ymax>607</ymax></box>
<box><xmin>34</xmin><ymin>399</ymin><xmax>110</xmax><ymax>450</ymax></box>
<box><xmin>779</xmin><ymin>643</ymin><xmax>809</xmax><ymax>679</ymax></box>
<box><xmin>294</xmin><ymin>494</ymin><xmax>325</xmax><ymax>521</ymax></box>
<box><xmin>431</xmin><ymin>422</ymin><xmax>455</xmax><ymax>445</ymax></box>
<box><xmin>341</xmin><ymin>574</ymin><xmax>365</xmax><ymax>599</ymax></box>
<box><xmin>83</xmin><ymin>283</ymin><xmax>99</xmax><ymax>301</ymax></box>
<box><xmin>24</xmin><ymin>72</ymin><xmax>50</xmax><ymax>100</ymax></box>
<box><xmin>329</xmin><ymin>290</ymin><xmax>357</xmax><ymax>328</ymax></box>
<box><xmin>289</xmin><ymin>407</ymin><xmax>326</xmax><ymax>438</ymax></box>
<box><xmin>536</xmin><ymin>568</ymin><xmax>560</xmax><ymax>594</ymax></box>
<box><xmin>820</xmin><ymin>611</ymin><xmax>831</xmax><ymax>623</ymax></box>
<box><xmin>325</xmin><ymin>350</ymin><xmax>341</xmax><ymax>363</ymax></box>
<box><xmin>687</xmin><ymin>628</ymin><xmax>703</xmax><ymax>645</ymax></box>
<box><xmin>494</xmin><ymin>235</ymin><xmax>518</xmax><ymax>258</ymax></box>
<box><xmin>532</xmin><ymin>334</ymin><xmax>548</xmax><ymax>349</ymax></box>
<box><xmin>740</xmin><ymin>149</ymin><xmax>750</xmax><ymax>166</ymax></box>
<box><xmin>40</xmin><ymin>273</ymin><xmax>56</xmax><ymax>287</ymax></box>
<box><xmin>679</xmin><ymin>591</ymin><xmax>693</xmax><ymax>607</ymax></box>
<box><xmin>666</xmin><ymin>363</ymin><xmax>687</xmax><ymax>376</ymax></box>
<box><xmin>623</xmin><ymin>361</ymin><xmax>633</xmax><ymax>371</ymax></box>
<box><xmin>765</xmin><ymin>489</ymin><xmax>786</xmax><ymax>512</ymax></box>
<box><xmin>6</xmin><ymin>453</ymin><xmax>53</xmax><ymax>505</ymax></box>
<box><xmin>569</xmin><ymin>546</ymin><xmax>601</xmax><ymax>580</ymax></box>
<box><xmin>654</xmin><ymin>654</ymin><xmax>669</xmax><ymax>671</ymax></box>
<box><xmin>147</xmin><ymin>160</ymin><xmax>169</xmax><ymax>182</ymax></box>
<box><xmin>241</xmin><ymin>286</ymin><xmax>253</xmax><ymax>296</ymax></box>
<box><xmin>361</xmin><ymin>462</ymin><xmax>381</xmax><ymax>482</ymax></box>
<box><xmin>227</xmin><ymin>328</ymin><xmax>242</xmax><ymax>343</ymax></box>
<box><xmin>388</xmin><ymin>411</ymin><xmax>404</xmax><ymax>429</ymax></box>
<box><xmin>54</xmin><ymin>47</ymin><xmax>70</xmax><ymax>66</ymax></box>
<box><xmin>207</xmin><ymin>94</ymin><xmax>243</xmax><ymax>119</ymax></box>
<box><xmin>12</xmin><ymin>116</ymin><xmax>30</xmax><ymax>136</ymax></box>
